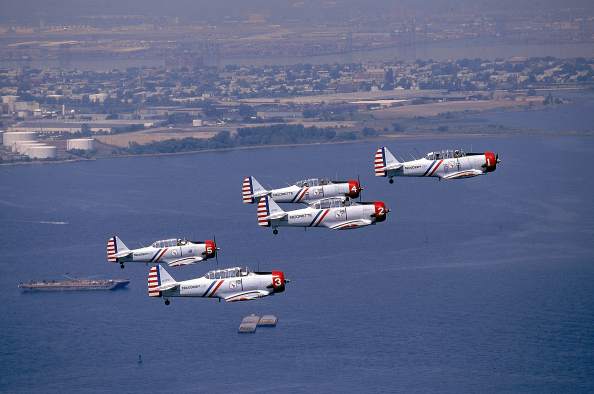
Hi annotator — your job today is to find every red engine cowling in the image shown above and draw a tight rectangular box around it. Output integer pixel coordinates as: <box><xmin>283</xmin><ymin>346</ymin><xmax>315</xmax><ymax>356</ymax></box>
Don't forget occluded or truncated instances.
<box><xmin>485</xmin><ymin>152</ymin><xmax>497</xmax><ymax>172</ymax></box>
<box><xmin>374</xmin><ymin>201</ymin><xmax>388</xmax><ymax>222</ymax></box>
<box><xmin>348</xmin><ymin>180</ymin><xmax>360</xmax><ymax>199</ymax></box>
<box><xmin>204</xmin><ymin>241</ymin><xmax>216</xmax><ymax>258</ymax></box>
<box><xmin>271</xmin><ymin>271</ymin><xmax>286</xmax><ymax>293</ymax></box>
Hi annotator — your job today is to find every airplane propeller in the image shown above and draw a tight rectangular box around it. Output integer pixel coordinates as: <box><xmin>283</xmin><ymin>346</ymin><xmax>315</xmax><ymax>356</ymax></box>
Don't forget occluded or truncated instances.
<box><xmin>192</xmin><ymin>233</ymin><xmax>220</xmax><ymax>264</ymax></box>
<box><xmin>213</xmin><ymin>234</ymin><xmax>219</xmax><ymax>265</ymax></box>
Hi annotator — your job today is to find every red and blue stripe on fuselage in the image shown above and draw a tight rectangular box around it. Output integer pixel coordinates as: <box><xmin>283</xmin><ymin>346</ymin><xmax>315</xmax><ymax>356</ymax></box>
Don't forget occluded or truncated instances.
<box><xmin>290</xmin><ymin>187</ymin><xmax>310</xmax><ymax>203</ymax></box>
<box><xmin>201</xmin><ymin>280</ymin><xmax>225</xmax><ymax>297</ymax></box>
<box><xmin>422</xmin><ymin>160</ymin><xmax>444</xmax><ymax>177</ymax></box>
<box><xmin>309</xmin><ymin>209</ymin><xmax>330</xmax><ymax>227</ymax></box>
<box><xmin>149</xmin><ymin>248</ymin><xmax>168</xmax><ymax>262</ymax></box>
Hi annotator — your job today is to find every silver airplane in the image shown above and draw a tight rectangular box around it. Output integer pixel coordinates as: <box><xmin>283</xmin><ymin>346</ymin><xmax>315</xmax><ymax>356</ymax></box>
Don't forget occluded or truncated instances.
<box><xmin>148</xmin><ymin>264</ymin><xmax>289</xmax><ymax>305</ymax></box>
<box><xmin>242</xmin><ymin>176</ymin><xmax>362</xmax><ymax>204</ymax></box>
<box><xmin>375</xmin><ymin>146</ymin><xmax>500</xmax><ymax>183</ymax></box>
<box><xmin>257</xmin><ymin>195</ymin><xmax>389</xmax><ymax>234</ymax></box>
<box><xmin>107</xmin><ymin>236</ymin><xmax>218</xmax><ymax>269</ymax></box>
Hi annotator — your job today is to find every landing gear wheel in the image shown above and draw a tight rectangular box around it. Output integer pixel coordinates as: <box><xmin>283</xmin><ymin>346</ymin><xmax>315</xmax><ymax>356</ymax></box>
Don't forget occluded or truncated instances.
<box><xmin>273</xmin><ymin>229</ymin><xmax>278</xmax><ymax>235</ymax></box>
<box><xmin>120</xmin><ymin>264</ymin><xmax>125</xmax><ymax>269</ymax></box>
<box><xmin>389</xmin><ymin>178</ymin><xmax>394</xmax><ymax>184</ymax></box>
<box><xmin>165</xmin><ymin>299</ymin><xmax>170</xmax><ymax>305</ymax></box>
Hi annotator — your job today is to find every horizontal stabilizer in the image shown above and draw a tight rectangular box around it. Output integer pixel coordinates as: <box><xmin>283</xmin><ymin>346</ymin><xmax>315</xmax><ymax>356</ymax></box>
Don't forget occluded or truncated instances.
<box><xmin>266</xmin><ymin>211</ymin><xmax>288</xmax><ymax>220</ymax></box>
<box><xmin>154</xmin><ymin>282</ymin><xmax>181</xmax><ymax>292</ymax></box>
<box><xmin>112</xmin><ymin>251</ymin><xmax>132</xmax><ymax>258</ymax></box>
<box><xmin>252</xmin><ymin>190</ymin><xmax>271</xmax><ymax>199</ymax></box>
<box><xmin>383</xmin><ymin>163</ymin><xmax>403</xmax><ymax>171</ymax></box>
<box><xmin>225</xmin><ymin>290</ymin><xmax>270</xmax><ymax>302</ymax></box>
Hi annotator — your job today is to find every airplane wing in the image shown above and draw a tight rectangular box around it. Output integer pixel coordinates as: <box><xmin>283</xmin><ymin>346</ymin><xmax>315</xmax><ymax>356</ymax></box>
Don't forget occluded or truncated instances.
<box><xmin>442</xmin><ymin>170</ymin><xmax>484</xmax><ymax>179</ymax></box>
<box><xmin>224</xmin><ymin>290</ymin><xmax>271</xmax><ymax>302</ymax></box>
<box><xmin>154</xmin><ymin>281</ymin><xmax>181</xmax><ymax>292</ymax></box>
<box><xmin>329</xmin><ymin>219</ymin><xmax>373</xmax><ymax>230</ymax></box>
<box><xmin>167</xmin><ymin>256</ymin><xmax>205</xmax><ymax>267</ymax></box>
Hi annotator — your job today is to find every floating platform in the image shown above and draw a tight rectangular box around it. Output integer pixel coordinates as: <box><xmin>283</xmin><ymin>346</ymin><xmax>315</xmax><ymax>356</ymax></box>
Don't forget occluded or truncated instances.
<box><xmin>238</xmin><ymin>314</ymin><xmax>260</xmax><ymax>333</ymax></box>
<box><xmin>257</xmin><ymin>315</ymin><xmax>278</xmax><ymax>327</ymax></box>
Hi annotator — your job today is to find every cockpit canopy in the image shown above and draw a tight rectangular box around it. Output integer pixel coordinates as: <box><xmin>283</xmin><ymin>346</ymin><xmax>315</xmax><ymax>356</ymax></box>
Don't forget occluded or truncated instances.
<box><xmin>309</xmin><ymin>196</ymin><xmax>355</xmax><ymax>209</ymax></box>
<box><xmin>203</xmin><ymin>267</ymin><xmax>253</xmax><ymax>280</ymax></box>
<box><xmin>151</xmin><ymin>238</ymin><xmax>180</xmax><ymax>248</ymax></box>
<box><xmin>294</xmin><ymin>178</ymin><xmax>331</xmax><ymax>187</ymax></box>
<box><xmin>424</xmin><ymin>149</ymin><xmax>466</xmax><ymax>160</ymax></box>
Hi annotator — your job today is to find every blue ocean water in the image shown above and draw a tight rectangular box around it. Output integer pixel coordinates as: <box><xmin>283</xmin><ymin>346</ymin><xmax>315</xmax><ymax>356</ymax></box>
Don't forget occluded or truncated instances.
<box><xmin>1</xmin><ymin>135</ymin><xmax>593</xmax><ymax>392</ymax></box>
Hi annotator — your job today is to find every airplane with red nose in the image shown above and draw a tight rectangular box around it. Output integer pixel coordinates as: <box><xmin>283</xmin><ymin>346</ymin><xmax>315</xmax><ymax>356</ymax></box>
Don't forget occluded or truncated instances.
<box><xmin>375</xmin><ymin>146</ymin><xmax>500</xmax><ymax>183</ymax></box>
<box><xmin>148</xmin><ymin>264</ymin><xmax>289</xmax><ymax>305</ymax></box>
<box><xmin>107</xmin><ymin>236</ymin><xmax>219</xmax><ymax>269</ymax></box>
<box><xmin>257</xmin><ymin>195</ymin><xmax>389</xmax><ymax>234</ymax></box>
<box><xmin>243</xmin><ymin>176</ymin><xmax>362</xmax><ymax>204</ymax></box>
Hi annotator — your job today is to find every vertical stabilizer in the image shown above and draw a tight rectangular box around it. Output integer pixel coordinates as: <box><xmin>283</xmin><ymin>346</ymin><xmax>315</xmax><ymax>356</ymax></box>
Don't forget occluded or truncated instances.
<box><xmin>148</xmin><ymin>265</ymin><xmax>161</xmax><ymax>297</ymax></box>
<box><xmin>375</xmin><ymin>147</ymin><xmax>399</xmax><ymax>176</ymax></box>
<box><xmin>148</xmin><ymin>265</ymin><xmax>176</xmax><ymax>297</ymax></box>
<box><xmin>242</xmin><ymin>176</ymin><xmax>267</xmax><ymax>203</ymax></box>
<box><xmin>107</xmin><ymin>236</ymin><xmax>129</xmax><ymax>263</ymax></box>
<box><xmin>257</xmin><ymin>195</ymin><xmax>285</xmax><ymax>226</ymax></box>
<box><xmin>257</xmin><ymin>196</ymin><xmax>271</xmax><ymax>226</ymax></box>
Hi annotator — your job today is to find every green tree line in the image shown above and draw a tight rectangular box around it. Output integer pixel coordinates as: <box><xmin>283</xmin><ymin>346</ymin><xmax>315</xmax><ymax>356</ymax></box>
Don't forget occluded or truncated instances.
<box><xmin>123</xmin><ymin>124</ymin><xmax>356</xmax><ymax>155</ymax></box>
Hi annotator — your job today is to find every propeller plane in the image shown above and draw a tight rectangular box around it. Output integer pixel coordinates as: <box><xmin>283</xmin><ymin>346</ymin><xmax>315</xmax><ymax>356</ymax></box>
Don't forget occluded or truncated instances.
<box><xmin>375</xmin><ymin>146</ymin><xmax>500</xmax><ymax>183</ymax></box>
<box><xmin>242</xmin><ymin>176</ymin><xmax>362</xmax><ymax>204</ymax></box>
<box><xmin>148</xmin><ymin>264</ymin><xmax>289</xmax><ymax>305</ymax></box>
<box><xmin>107</xmin><ymin>236</ymin><xmax>219</xmax><ymax>269</ymax></box>
<box><xmin>257</xmin><ymin>195</ymin><xmax>389</xmax><ymax>234</ymax></box>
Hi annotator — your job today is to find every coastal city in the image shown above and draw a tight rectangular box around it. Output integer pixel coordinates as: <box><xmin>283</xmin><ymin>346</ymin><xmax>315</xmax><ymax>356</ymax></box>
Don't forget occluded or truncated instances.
<box><xmin>1</xmin><ymin>55</ymin><xmax>592</xmax><ymax>163</ymax></box>
<box><xmin>1</xmin><ymin>3</ymin><xmax>593</xmax><ymax>162</ymax></box>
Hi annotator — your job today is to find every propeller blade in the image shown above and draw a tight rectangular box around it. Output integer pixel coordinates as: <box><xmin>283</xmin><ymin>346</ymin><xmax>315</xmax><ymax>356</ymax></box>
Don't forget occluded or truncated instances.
<box><xmin>358</xmin><ymin>174</ymin><xmax>362</xmax><ymax>203</ymax></box>
<box><xmin>214</xmin><ymin>234</ymin><xmax>218</xmax><ymax>265</ymax></box>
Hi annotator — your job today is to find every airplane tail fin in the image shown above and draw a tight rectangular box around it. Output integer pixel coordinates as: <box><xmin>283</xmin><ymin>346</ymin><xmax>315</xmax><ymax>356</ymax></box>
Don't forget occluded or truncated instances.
<box><xmin>107</xmin><ymin>236</ymin><xmax>129</xmax><ymax>263</ymax></box>
<box><xmin>148</xmin><ymin>265</ymin><xmax>161</xmax><ymax>297</ymax></box>
<box><xmin>242</xmin><ymin>176</ymin><xmax>267</xmax><ymax>203</ymax></box>
<box><xmin>375</xmin><ymin>147</ymin><xmax>400</xmax><ymax>177</ymax></box>
<box><xmin>148</xmin><ymin>264</ymin><xmax>177</xmax><ymax>297</ymax></box>
<box><xmin>257</xmin><ymin>195</ymin><xmax>285</xmax><ymax>226</ymax></box>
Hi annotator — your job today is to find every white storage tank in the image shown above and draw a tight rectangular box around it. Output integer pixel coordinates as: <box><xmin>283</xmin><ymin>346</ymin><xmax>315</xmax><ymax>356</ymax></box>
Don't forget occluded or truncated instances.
<box><xmin>28</xmin><ymin>145</ymin><xmax>56</xmax><ymax>159</ymax></box>
<box><xmin>3</xmin><ymin>131</ymin><xmax>36</xmax><ymax>147</ymax></box>
<box><xmin>18</xmin><ymin>142</ymin><xmax>46</xmax><ymax>154</ymax></box>
<box><xmin>67</xmin><ymin>138</ymin><xmax>94</xmax><ymax>150</ymax></box>
<box><xmin>12</xmin><ymin>141</ymin><xmax>40</xmax><ymax>153</ymax></box>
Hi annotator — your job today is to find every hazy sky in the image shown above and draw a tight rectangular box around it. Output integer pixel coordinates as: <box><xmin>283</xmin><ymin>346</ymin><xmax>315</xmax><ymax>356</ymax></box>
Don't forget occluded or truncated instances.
<box><xmin>2</xmin><ymin>0</ymin><xmax>592</xmax><ymax>25</ymax></box>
